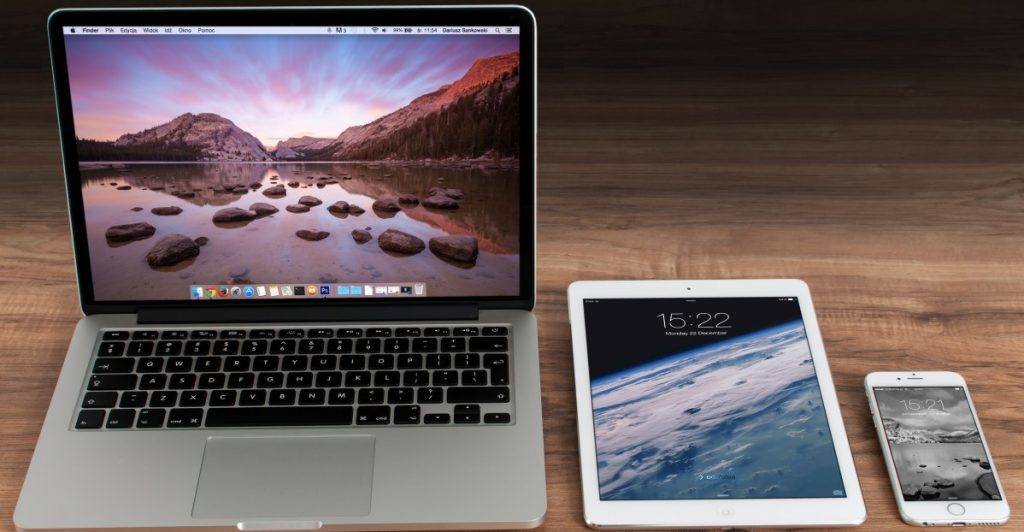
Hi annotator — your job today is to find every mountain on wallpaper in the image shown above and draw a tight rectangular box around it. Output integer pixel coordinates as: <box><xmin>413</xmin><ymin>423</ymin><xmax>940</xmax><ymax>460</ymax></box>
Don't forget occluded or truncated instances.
<box><xmin>76</xmin><ymin>52</ymin><xmax>520</xmax><ymax>163</ymax></box>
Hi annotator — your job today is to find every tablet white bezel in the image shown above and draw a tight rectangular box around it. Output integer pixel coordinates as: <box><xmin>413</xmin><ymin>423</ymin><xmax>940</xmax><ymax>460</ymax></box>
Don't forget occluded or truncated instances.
<box><xmin>567</xmin><ymin>279</ymin><xmax>866</xmax><ymax>528</ymax></box>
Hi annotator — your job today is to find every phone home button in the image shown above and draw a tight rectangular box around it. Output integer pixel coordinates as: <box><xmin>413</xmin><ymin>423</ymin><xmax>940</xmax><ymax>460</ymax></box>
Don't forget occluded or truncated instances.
<box><xmin>947</xmin><ymin>503</ymin><xmax>966</xmax><ymax>516</ymax></box>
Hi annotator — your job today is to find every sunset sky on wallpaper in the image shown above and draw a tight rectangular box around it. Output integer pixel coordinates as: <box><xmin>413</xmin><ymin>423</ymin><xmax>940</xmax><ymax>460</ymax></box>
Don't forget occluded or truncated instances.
<box><xmin>65</xmin><ymin>34</ymin><xmax>519</xmax><ymax>146</ymax></box>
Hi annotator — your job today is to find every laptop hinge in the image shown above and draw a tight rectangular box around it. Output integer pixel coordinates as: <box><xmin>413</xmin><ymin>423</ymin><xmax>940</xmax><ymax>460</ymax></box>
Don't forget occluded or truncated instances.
<box><xmin>137</xmin><ymin>304</ymin><xmax>479</xmax><ymax>324</ymax></box>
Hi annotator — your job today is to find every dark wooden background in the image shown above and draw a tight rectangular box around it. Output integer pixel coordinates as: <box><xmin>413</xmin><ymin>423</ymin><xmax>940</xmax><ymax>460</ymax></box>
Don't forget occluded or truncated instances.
<box><xmin>2</xmin><ymin>1</ymin><xmax>1023</xmax><ymax>530</ymax></box>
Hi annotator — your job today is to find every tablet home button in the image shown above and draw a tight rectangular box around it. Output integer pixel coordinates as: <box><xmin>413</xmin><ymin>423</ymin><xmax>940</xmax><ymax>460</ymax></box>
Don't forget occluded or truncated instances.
<box><xmin>947</xmin><ymin>503</ymin><xmax>966</xmax><ymax>516</ymax></box>
<box><xmin>718</xmin><ymin>507</ymin><xmax>735</xmax><ymax>517</ymax></box>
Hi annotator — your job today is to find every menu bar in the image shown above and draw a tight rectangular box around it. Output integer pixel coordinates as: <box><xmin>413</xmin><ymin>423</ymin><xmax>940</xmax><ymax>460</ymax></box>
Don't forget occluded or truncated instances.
<box><xmin>190</xmin><ymin>282</ymin><xmax>427</xmax><ymax>300</ymax></box>
<box><xmin>63</xmin><ymin>26</ymin><xmax>520</xmax><ymax>36</ymax></box>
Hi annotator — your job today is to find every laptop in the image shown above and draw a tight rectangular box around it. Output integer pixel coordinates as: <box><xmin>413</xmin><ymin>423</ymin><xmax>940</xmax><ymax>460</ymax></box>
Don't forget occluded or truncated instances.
<box><xmin>16</xmin><ymin>6</ymin><xmax>544</xmax><ymax>531</ymax></box>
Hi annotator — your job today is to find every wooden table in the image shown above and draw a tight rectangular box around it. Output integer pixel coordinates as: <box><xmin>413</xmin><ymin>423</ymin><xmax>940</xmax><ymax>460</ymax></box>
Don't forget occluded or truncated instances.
<box><xmin>2</xmin><ymin>1</ymin><xmax>1022</xmax><ymax>530</ymax></box>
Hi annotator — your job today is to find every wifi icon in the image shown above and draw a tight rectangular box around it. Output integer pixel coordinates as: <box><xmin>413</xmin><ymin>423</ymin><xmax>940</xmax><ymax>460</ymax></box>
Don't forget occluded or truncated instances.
<box><xmin>371</xmin><ymin>27</ymin><xmax>379</xmax><ymax>33</ymax></box>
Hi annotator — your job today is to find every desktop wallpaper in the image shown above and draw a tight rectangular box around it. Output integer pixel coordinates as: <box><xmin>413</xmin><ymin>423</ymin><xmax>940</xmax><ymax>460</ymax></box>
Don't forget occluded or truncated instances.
<box><xmin>64</xmin><ymin>32</ymin><xmax>522</xmax><ymax>301</ymax></box>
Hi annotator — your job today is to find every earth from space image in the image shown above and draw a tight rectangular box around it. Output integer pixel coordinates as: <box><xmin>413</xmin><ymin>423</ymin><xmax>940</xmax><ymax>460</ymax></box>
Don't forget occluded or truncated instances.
<box><xmin>591</xmin><ymin>321</ymin><xmax>848</xmax><ymax>500</ymax></box>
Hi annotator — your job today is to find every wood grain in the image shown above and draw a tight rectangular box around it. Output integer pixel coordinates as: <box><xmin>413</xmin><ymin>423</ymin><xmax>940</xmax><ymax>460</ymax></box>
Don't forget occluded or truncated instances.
<box><xmin>2</xmin><ymin>1</ymin><xmax>1024</xmax><ymax>530</ymax></box>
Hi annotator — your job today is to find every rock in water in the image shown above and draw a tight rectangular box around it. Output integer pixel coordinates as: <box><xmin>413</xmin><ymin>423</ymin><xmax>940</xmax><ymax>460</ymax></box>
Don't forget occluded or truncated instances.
<box><xmin>444</xmin><ymin>188</ymin><xmax>465</xmax><ymax>200</ymax></box>
<box><xmin>130</xmin><ymin>207</ymin><xmax>143</xmax><ymax>212</ymax></box>
<box><xmin>296</xmin><ymin>229</ymin><xmax>330</xmax><ymax>241</ymax></box>
<box><xmin>428</xmin><ymin>236</ymin><xmax>479</xmax><ymax>263</ymax></box>
<box><xmin>286</xmin><ymin>204</ymin><xmax>310</xmax><ymax>213</ymax></box>
<box><xmin>116</xmin><ymin>185</ymin><xmax>132</xmax><ymax>190</ymax></box>
<box><xmin>348</xmin><ymin>205</ymin><xmax>366</xmax><ymax>215</ymax></box>
<box><xmin>249</xmin><ymin>182</ymin><xmax>261</xmax><ymax>189</ymax></box>
<box><xmin>298</xmin><ymin>195</ymin><xmax>322</xmax><ymax>206</ymax></box>
<box><xmin>145</xmin><ymin>234</ymin><xmax>199</xmax><ymax>267</ymax></box>
<box><xmin>177</xmin><ymin>191</ymin><xmax>195</xmax><ymax>198</ymax></box>
<box><xmin>378</xmin><ymin>229</ymin><xmax>425</xmax><ymax>255</ymax></box>
<box><xmin>422</xmin><ymin>194</ymin><xmax>459</xmax><ymax>210</ymax></box>
<box><xmin>194</xmin><ymin>236</ymin><xmax>209</xmax><ymax>247</ymax></box>
<box><xmin>248</xmin><ymin>202</ymin><xmax>279</xmax><ymax>217</ymax></box>
<box><xmin>287</xmin><ymin>181</ymin><xmax>300</xmax><ymax>188</ymax></box>
<box><xmin>262</xmin><ymin>184</ymin><xmax>286</xmax><ymax>197</ymax></box>
<box><xmin>920</xmin><ymin>486</ymin><xmax>940</xmax><ymax>499</ymax></box>
<box><xmin>398</xmin><ymin>193</ymin><xmax>420</xmax><ymax>205</ymax></box>
<box><xmin>105</xmin><ymin>222</ymin><xmax>156</xmax><ymax>242</ymax></box>
<box><xmin>212</xmin><ymin>207</ymin><xmax>257</xmax><ymax>223</ymax></box>
<box><xmin>327</xmin><ymin>201</ymin><xmax>350</xmax><ymax>214</ymax></box>
<box><xmin>151</xmin><ymin>206</ymin><xmax>183</xmax><ymax>216</ymax></box>
<box><xmin>372</xmin><ymin>197</ymin><xmax>401</xmax><ymax>212</ymax></box>
<box><xmin>351</xmin><ymin>229</ymin><xmax>372</xmax><ymax>244</ymax></box>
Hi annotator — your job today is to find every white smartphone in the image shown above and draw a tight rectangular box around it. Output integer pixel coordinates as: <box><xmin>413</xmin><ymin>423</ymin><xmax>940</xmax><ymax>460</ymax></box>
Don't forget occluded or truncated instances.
<box><xmin>864</xmin><ymin>371</ymin><xmax>1009</xmax><ymax>526</ymax></box>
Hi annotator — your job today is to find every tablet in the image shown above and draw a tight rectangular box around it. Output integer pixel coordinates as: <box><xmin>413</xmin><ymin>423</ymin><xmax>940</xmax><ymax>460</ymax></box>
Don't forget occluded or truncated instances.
<box><xmin>567</xmin><ymin>279</ymin><xmax>865</xmax><ymax>528</ymax></box>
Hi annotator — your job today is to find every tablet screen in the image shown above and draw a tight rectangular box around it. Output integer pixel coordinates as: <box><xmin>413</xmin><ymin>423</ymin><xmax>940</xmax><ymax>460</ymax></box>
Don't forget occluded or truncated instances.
<box><xmin>583</xmin><ymin>297</ymin><xmax>846</xmax><ymax>500</ymax></box>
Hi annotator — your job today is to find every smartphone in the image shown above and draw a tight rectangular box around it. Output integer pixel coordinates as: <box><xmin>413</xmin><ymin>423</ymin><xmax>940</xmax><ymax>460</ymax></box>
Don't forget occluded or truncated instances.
<box><xmin>864</xmin><ymin>372</ymin><xmax>1009</xmax><ymax>526</ymax></box>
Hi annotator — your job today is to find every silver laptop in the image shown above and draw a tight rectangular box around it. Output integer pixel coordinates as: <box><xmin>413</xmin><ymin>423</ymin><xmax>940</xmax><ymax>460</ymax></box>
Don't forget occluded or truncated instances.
<box><xmin>16</xmin><ymin>6</ymin><xmax>544</xmax><ymax>530</ymax></box>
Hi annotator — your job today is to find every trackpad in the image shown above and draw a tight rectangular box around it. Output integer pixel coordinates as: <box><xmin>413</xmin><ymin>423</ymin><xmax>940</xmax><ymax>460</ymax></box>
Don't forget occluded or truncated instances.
<box><xmin>192</xmin><ymin>435</ymin><xmax>374</xmax><ymax>518</ymax></box>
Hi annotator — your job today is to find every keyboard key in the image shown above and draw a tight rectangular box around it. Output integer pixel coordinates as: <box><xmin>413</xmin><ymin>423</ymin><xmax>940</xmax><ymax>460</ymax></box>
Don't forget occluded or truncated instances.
<box><xmin>161</xmin><ymin>331</ymin><xmax>188</xmax><ymax>340</ymax></box>
<box><xmin>395</xmin><ymin>327</ymin><xmax>421</xmax><ymax>337</ymax></box>
<box><xmin>424</xmin><ymin>327</ymin><xmax>449</xmax><ymax>336</ymax></box>
<box><xmin>462</xmin><ymin>370</ymin><xmax>487</xmax><ymax>386</ymax></box>
<box><xmin>358</xmin><ymin>388</ymin><xmax>384</xmax><ymax>404</ymax></box>
<box><xmin>283</xmin><ymin>355</ymin><xmax>307</xmax><ymax>371</ymax></box>
<box><xmin>166</xmin><ymin>357</ymin><xmax>193</xmax><ymax>372</ymax></box>
<box><xmin>248</xmin><ymin>329</ymin><xmax>275</xmax><ymax>338</ymax></box>
<box><xmin>139</xmin><ymin>374</ymin><xmax>167</xmax><ymax>390</ymax></box>
<box><xmin>455</xmin><ymin>353</ymin><xmax>480</xmax><ymax>368</ymax></box>
<box><xmin>339</xmin><ymin>355</ymin><xmax>365</xmax><ymax>370</ymax></box>
<box><xmin>239</xmin><ymin>389</ymin><xmax>266</xmax><ymax>406</ymax></box>
<box><xmin>433</xmin><ymin>370</ymin><xmax>458</xmax><ymax>386</ymax></box>
<box><xmin>169</xmin><ymin>374</ymin><xmax>196</xmax><ymax>390</ymax></box>
<box><xmin>356</xmin><ymin>406</ymin><xmax>390</xmax><ymax>425</ymax></box>
<box><xmin>387</xmin><ymin>387</ymin><xmax>414</xmax><ymax>404</ymax></box>
<box><xmin>257</xmin><ymin>372</ymin><xmax>284</xmax><ymax>388</ymax></box>
<box><xmin>228</xmin><ymin>373</ymin><xmax>255</xmax><ymax>389</ymax></box>
<box><xmin>374</xmin><ymin>371</ymin><xmax>400</xmax><ymax>387</ymax></box>
<box><xmin>483</xmin><ymin>353</ymin><xmax>509</xmax><ymax>368</ymax></box>
<box><xmin>103</xmin><ymin>331</ymin><xmax>130</xmax><ymax>340</ymax></box>
<box><xmin>337</xmin><ymin>328</ymin><xmax>363</xmax><ymax>338</ymax></box>
<box><xmin>397</xmin><ymin>354</ymin><xmax>423</xmax><ymax>369</ymax></box>
<box><xmin>210</xmin><ymin>390</ymin><xmax>237</xmax><ymax>406</ymax></box>
<box><xmin>394</xmin><ymin>405</ymin><xmax>420</xmax><ymax>424</ymax></box>
<box><xmin>82</xmin><ymin>391</ymin><xmax>117</xmax><ymax>408</ymax></box>
<box><xmin>136</xmin><ymin>358</ymin><xmax>163</xmax><ymax>373</ymax></box>
<box><xmin>87</xmin><ymin>374</ymin><xmax>137</xmax><ymax>391</ymax></box>
<box><xmin>242</xmin><ymin>340</ymin><xmax>267</xmax><ymax>355</ymax></box>
<box><xmin>185</xmin><ymin>341</ymin><xmax>210</xmax><ymax>356</ymax></box>
<box><xmin>316</xmin><ymin>371</ymin><xmax>342</xmax><ymax>388</ymax></box>
<box><xmin>440</xmin><ymin>338</ymin><xmax>465</xmax><ymax>352</ymax></box>
<box><xmin>277</xmin><ymin>329</ymin><xmax>305</xmax><ymax>339</ymax></box>
<box><xmin>253</xmin><ymin>356</ymin><xmax>278</xmax><ymax>371</ymax></box>
<box><xmin>180</xmin><ymin>390</ymin><xmax>207</xmax><ymax>407</ymax></box>
<box><xmin>453</xmin><ymin>327</ymin><xmax>478</xmax><ymax>336</ymax></box>
<box><xmin>368</xmin><ymin>354</ymin><xmax>394</xmax><ymax>369</ymax></box>
<box><xmin>132</xmin><ymin>330</ymin><xmax>159</xmax><ymax>340</ymax></box>
<box><xmin>427</xmin><ymin>354</ymin><xmax>451</xmax><ymax>369</ymax></box>
<box><xmin>270</xmin><ymin>339</ymin><xmax>297</xmax><ymax>354</ymax></box>
<box><xmin>487</xmin><ymin>355</ymin><xmax>510</xmax><ymax>385</ymax></box>
<box><xmin>299</xmin><ymin>388</ymin><xmax>325</xmax><ymax>405</ymax></box>
<box><xmin>196</xmin><ymin>356</ymin><xmax>221</xmax><ymax>372</ymax></box>
<box><xmin>485</xmin><ymin>413</ymin><xmax>512</xmax><ymax>424</ymax></box>
<box><xmin>219</xmin><ymin>330</ymin><xmax>247</xmax><ymax>339</ymax></box>
<box><xmin>356</xmin><ymin>339</ymin><xmax>381</xmax><ymax>353</ymax></box>
<box><xmin>311</xmin><ymin>355</ymin><xmax>336</xmax><ymax>370</ymax></box>
<box><xmin>482</xmin><ymin>326</ymin><xmax>509</xmax><ymax>336</ymax></box>
<box><xmin>307</xmin><ymin>328</ymin><xmax>334</xmax><ymax>338</ymax></box>
<box><xmin>92</xmin><ymin>358</ymin><xmax>134</xmax><ymax>373</ymax></box>
<box><xmin>470</xmin><ymin>337</ymin><xmax>508</xmax><ymax>352</ymax></box>
<box><xmin>447</xmin><ymin>387</ymin><xmax>511</xmax><ymax>403</ymax></box>
<box><xmin>198</xmin><ymin>373</ymin><xmax>226</xmax><ymax>389</ymax></box>
<box><xmin>424</xmin><ymin>413</ymin><xmax>450</xmax><ymax>424</ymax></box>
<box><xmin>366</xmin><ymin>327</ymin><xmax>391</xmax><ymax>337</ymax></box>
<box><xmin>126</xmin><ymin>341</ymin><xmax>154</xmax><ymax>356</ymax></box>
<box><xmin>328</xmin><ymin>388</ymin><xmax>355</xmax><ymax>404</ymax></box>
<box><xmin>269</xmin><ymin>389</ymin><xmax>296</xmax><ymax>405</ymax></box>
<box><xmin>190</xmin><ymin>330</ymin><xmax>217</xmax><ymax>339</ymax></box>
<box><xmin>167</xmin><ymin>408</ymin><xmax>203</xmax><ymax>428</ymax></box>
<box><xmin>150</xmin><ymin>391</ymin><xmax>178</xmax><ymax>407</ymax></box>
<box><xmin>345</xmin><ymin>371</ymin><xmax>370</xmax><ymax>387</ymax></box>
<box><xmin>287</xmin><ymin>372</ymin><xmax>313</xmax><ymax>388</ymax></box>
<box><xmin>412</xmin><ymin>338</ymin><xmax>437</xmax><ymax>353</ymax></box>
<box><xmin>214</xmin><ymin>340</ymin><xmax>239</xmax><ymax>355</ymax></box>
<box><xmin>454</xmin><ymin>404</ymin><xmax>480</xmax><ymax>424</ymax></box>
<box><xmin>225</xmin><ymin>356</ymin><xmax>250</xmax><ymax>372</ymax></box>
<box><xmin>97</xmin><ymin>341</ymin><xmax>126</xmax><ymax>358</ymax></box>
<box><xmin>299</xmin><ymin>339</ymin><xmax>324</xmax><ymax>354</ymax></box>
<box><xmin>206</xmin><ymin>407</ymin><xmax>353</xmax><ymax>427</ymax></box>
<box><xmin>327</xmin><ymin>339</ymin><xmax>353</xmax><ymax>354</ymax></box>
<box><xmin>156</xmin><ymin>341</ymin><xmax>182</xmax><ymax>356</ymax></box>
<box><xmin>383</xmin><ymin>339</ymin><xmax>409</xmax><ymax>353</ymax></box>
<box><xmin>404</xmin><ymin>370</ymin><xmax>429</xmax><ymax>387</ymax></box>
<box><xmin>417</xmin><ymin>387</ymin><xmax>443</xmax><ymax>403</ymax></box>
<box><xmin>75</xmin><ymin>409</ymin><xmax>104</xmax><ymax>429</ymax></box>
<box><xmin>136</xmin><ymin>408</ymin><xmax>166</xmax><ymax>428</ymax></box>
<box><xmin>119</xmin><ymin>391</ymin><xmax>148</xmax><ymax>408</ymax></box>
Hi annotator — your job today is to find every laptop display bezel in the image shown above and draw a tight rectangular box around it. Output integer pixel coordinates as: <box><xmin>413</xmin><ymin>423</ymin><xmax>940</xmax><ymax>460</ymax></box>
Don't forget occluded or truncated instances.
<box><xmin>47</xmin><ymin>6</ymin><xmax>537</xmax><ymax>315</ymax></box>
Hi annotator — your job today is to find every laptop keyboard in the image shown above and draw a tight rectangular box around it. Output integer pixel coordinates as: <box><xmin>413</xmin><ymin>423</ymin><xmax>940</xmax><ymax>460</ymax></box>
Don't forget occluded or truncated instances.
<box><xmin>75</xmin><ymin>325</ymin><xmax>512</xmax><ymax>430</ymax></box>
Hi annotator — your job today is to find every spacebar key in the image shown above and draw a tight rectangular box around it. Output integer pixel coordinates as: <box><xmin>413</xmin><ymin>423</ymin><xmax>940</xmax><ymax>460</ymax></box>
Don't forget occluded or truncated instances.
<box><xmin>205</xmin><ymin>407</ymin><xmax>353</xmax><ymax>427</ymax></box>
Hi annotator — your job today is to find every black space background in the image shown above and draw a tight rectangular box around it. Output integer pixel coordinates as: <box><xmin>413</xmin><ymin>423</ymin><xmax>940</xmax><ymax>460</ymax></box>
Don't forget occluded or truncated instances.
<box><xmin>583</xmin><ymin>297</ymin><xmax>804</xmax><ymax>380</ymax></box>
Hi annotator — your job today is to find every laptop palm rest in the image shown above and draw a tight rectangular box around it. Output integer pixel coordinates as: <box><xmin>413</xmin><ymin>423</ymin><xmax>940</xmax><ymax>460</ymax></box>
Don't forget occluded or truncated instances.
<box><xmin>192</xmin><ymin>435</ymin><xmax>375</xmax><ymax>519</ymax></box>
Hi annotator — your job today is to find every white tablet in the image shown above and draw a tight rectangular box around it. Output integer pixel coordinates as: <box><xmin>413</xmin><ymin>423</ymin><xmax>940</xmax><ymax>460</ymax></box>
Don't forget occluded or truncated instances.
<box><xmin>567</xmin><ymin>279</ymin><xmax>866</xmax><ymax>528</ymax></box>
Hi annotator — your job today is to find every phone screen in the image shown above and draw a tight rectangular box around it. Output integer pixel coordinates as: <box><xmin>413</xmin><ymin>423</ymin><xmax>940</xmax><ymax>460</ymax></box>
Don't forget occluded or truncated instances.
<box><xmin>873</xmin><ymin>387</ymin><xmax>1002</xmax><ymax>501</ymax></box>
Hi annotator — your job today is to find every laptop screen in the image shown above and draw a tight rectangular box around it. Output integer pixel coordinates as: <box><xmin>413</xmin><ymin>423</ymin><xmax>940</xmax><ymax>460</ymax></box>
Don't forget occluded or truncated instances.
<box><xmin>60</xmin><ymin>24</ymin><xmax>522</xmax><ymax>302</ymax></box>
